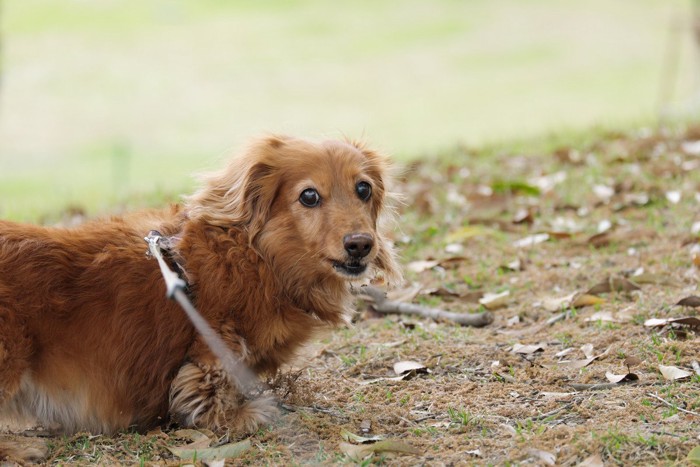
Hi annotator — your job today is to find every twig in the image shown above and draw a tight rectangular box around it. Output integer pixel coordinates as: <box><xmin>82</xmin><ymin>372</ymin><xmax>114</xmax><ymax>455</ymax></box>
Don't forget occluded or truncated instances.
<box><xmin>357</xmin><ymin>285</ymin><xmax>493</xmax><ymax>327</ymax></box>
<box><xmin>527</xmin><ymin>403</ymin><xmax>574</xmax><ymax>422</ymax></box>
<box><xmin>569</xmin><ymin>382</ymin><xmax>640</xmax><ymax>391</ymax></box>
<box><xmin>646</xmin><ymin>392</ymin><xmax>700</xmax><ymax>417</ymax></box>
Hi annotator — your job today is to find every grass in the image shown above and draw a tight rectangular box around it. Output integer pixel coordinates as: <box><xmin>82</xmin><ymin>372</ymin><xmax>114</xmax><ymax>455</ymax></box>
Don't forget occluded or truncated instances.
<box><xmin>1</xmin><ymin>0</ymin><xmax>694</xmax><ymax>221</ymax></box>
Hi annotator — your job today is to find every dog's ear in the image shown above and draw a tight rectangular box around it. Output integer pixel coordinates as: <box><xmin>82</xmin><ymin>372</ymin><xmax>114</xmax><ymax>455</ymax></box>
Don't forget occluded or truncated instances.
<box><xmin>185</xmin><ymin>137</ymin><xmax>284</xmax><ymax>241</ymax></box>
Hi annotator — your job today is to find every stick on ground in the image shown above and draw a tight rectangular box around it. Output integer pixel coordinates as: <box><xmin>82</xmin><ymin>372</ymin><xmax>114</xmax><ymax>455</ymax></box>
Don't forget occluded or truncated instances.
<box><xmin>358</xmin><ymin>285</ymin><xmax>493</xmax><ymax>327</ymax></box>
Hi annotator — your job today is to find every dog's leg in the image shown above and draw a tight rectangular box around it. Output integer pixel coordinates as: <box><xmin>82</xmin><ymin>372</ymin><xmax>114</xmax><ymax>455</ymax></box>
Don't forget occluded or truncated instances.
<box><xmin>168</xmin><ymin>338</ymin><xmax>278</xmax><ymax>433</ymax></box>
<box><xmin>0</xmin><ymin>307</ymin><xmax>33</xmax><ymax>408</ymax></box>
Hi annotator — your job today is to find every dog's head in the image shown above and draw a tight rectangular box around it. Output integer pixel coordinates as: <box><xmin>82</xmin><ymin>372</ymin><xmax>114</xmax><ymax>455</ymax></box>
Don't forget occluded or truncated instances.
<box><xmin>186</xmin><ymin>135</ymin><xmax>400</xmax><ymax>288</ymax></box>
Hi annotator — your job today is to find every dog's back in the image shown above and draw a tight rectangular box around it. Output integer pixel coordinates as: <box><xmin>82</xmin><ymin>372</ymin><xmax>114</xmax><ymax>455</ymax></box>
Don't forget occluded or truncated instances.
<box><xmin>0</xmin><ymin>209</ymin><xmax>194</xmax><ymax>433</ymax></box>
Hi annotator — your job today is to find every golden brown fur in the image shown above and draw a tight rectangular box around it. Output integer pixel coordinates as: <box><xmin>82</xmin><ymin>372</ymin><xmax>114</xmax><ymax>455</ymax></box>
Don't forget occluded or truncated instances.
<box><xmin>0</xmin><ymin>136</ymin><xmax>399</xmax><ymax>445</ymax></box>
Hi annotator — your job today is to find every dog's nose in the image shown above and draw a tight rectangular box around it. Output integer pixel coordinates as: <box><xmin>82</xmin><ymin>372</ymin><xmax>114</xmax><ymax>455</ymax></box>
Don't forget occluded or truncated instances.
<box><xmin>343</xmin><ymin>233</ymin><xmax>374</xmax><ymax>259</ymax></box>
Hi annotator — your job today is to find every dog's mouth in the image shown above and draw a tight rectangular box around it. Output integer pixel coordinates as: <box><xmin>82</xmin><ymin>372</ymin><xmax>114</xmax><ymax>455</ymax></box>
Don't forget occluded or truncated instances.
<box><xmin>331</xmin><ymin>260</ymin><xmax>368</xmax><ymax>278</ymax></box>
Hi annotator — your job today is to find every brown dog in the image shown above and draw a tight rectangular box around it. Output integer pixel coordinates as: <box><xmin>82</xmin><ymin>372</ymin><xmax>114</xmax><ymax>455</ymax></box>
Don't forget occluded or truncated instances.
<box><xmin>0</xmin><ymin>136</ymin><xmax>399</xmax><ymax>438</ymax></box>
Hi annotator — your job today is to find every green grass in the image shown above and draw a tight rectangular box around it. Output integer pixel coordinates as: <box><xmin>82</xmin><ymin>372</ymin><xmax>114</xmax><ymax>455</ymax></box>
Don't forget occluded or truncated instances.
<box><xmin>0</xmin><ymin>0</ymin><xmax>693</xmax><ymax>221</ymax></box>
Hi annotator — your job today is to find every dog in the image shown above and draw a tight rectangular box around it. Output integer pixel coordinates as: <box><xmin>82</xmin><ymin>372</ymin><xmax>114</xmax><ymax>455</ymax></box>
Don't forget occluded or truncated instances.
<box><xmin>0</xmin><ymin>135</ymin><xmax>399</xmax><ymax>441</ymax></box>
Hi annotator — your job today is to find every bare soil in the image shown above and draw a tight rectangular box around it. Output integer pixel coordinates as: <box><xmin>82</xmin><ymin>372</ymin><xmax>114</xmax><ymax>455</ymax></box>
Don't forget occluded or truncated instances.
<box><xmin>2</xmin><ymin>125</ymin><xmax>700</xmax><ymax>465</ymax></box>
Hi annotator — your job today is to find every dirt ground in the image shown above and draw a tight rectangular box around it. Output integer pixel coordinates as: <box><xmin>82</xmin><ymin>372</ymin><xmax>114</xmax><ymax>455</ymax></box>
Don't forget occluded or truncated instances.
<box><xmin>2</xmin><ymin>125</ymin><xmax>700</xmax><ymax>465</ymax></box>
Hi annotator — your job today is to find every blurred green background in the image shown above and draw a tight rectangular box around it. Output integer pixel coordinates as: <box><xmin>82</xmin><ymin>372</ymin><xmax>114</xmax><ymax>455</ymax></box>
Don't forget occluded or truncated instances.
<box><xmin>0</xmin><ymin>0</ymin><xmax>696</xmax><ymax>221</ymax></box>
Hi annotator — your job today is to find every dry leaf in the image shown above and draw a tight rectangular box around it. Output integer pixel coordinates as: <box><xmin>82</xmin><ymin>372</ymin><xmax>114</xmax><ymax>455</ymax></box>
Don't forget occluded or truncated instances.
<box><xmin>605</xmin><ymin>371</ymin><xmax>639</xmax><ymax>383</ymax></box>
<box><xmin>658</xmin><ymin>364</ymin><xmax>693</xmax><ymax>381</ymax></box>
<box><xmin>580</xmin><ymin>343</ymin><xmax>595</xmax><ymax>359</ymax></box>
<box><xmin>539</xmin><ymin>391</ymin><xmax>575</xmax><ymax>401</ymax></box>
<box><xmin>579</xmin><ymin>453</ymin><xmax>605</xmax><ymax>467</ymax></box>
<box><xmin>644</xmin><ymin>317</ymin><xmax>700</xmax><ymax>328</ymax></box>
<box><xmin>572</xmin><ymin>294</ymin><xmax>607</xmax><ymax>308</ymax></box>
<box><xmin>168</xmin><ymin>440</ymin><xmax>251</xmax><ymax>461</ymax></box>
<box><xmin>555</xmin><ymin>357</ymin><xmax>596</xmax><ymax>370</ymax></box>
<box><xmin>407</xmin><ymin>260</ymin><xmax>439</xmax><ymax>273</ymax></box>
<box><xmin>445</xmin><ymin>225</ymin><xmax>492</xmax><ymax>243</ymax></box>
<box><xmin>587</xmin><ymin>231</ymin><xmax>611</xmax><ymax>248</ymax></box>
<box><xmin>555</xmin><ymin>348</ymin><xmax>575</xmax><ymax>358</ymax></box>
<box><xmin>623</xmin><ymin>356</ymin><xmax>643</xmax><ymax>368</ymax></box>
<box><xmin>584</xmin><ymin>311</ymin><xmax>617</xmax><ymax>323</ymax></box>
<box><xmin>543</xmin><ymin>292</ymin><xmax>605</xmax><ymax>312</ymax></box>
<box><xmin>688</xmin><ymin>445</ymin><xmax>700</xmax><ymax>466</ymax></box>
<box><xmin>665</xmin><ymin>191</ymin><xmax>681</xmax><ymax>204</ymax></box>
<box><xmin>512</xmin><ymin>343</ymin><xmax>545</xmax><ymax>354</ymax></box>
<box><xmin>586</xmin><ymin>277</ymin><xmax>640</xmax><ymax>295</ymax></box>
<box><xmin>677</xmin><ymin>296</ymin><xmax>700</xmax><ymax>308</ymax></box>
<box><xmin>172</xmin><ymin>429</ymin><xmax>213</xmax><ymax>449</ymax></box>
<box><xmin>339</xmin><ymin>440</ymin><xmax>421</xmax><ymax>460</ymax></box>
<box><xmin>340</xmin><ymin>429</ymin><xmax>383</xmax><ymax>444</ymax></box>
<box><xmin>631</xmin><ymin>273</ymin><xmax>679</xmax><ymax>287</ymax></box>
<box><xmin>527</xmin><ymin>448</ymin><xmax>556</xmax><ymax>465</ymax></box>
<box><xmin>512</xmin><ymin>233</ymin><xmax>549</xmax><ymax>248</ymax></box>
<box><xmin>393</xmin><ymin>361</ymin><xmax>429</xmax><ymax>376</ymax></box>
<box><xmin>386</xmin><ymin>285</ymin><xmax>422</xmax><ymax>303</ymax></box>
<box><xmin>479</xmin><ymin>290</ymin><xmax>510</xmax><ymax>310</ymax></box>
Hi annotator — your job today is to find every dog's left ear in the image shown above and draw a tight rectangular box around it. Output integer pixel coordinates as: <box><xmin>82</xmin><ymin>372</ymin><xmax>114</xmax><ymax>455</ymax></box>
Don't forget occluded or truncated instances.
<box><xmin>185</xmin><ymin>137</ymin><xmax>284</xmax><ymax>242</ymax></box>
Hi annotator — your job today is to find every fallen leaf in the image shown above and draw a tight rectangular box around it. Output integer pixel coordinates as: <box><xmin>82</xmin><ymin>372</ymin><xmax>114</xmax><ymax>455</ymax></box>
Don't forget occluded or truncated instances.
<box><xmin>340</xmin><ymin>429</ymin><xmax>383</xmax><ymax>444</ymax></box>
<box><xmin>407</xmin><ymin>260</ymin><xmax>439</xmax><ymax>273</ymax></box>
<box><xmin>584</xmin><ymin>311</ymin><xmax>618</xmax><ymax>323</ymax></box>
<box><xmin>539</xmin><ymin>392</ymin><xmax>576</xmax><ymax>401</ymax></box>
<box><xmin>593</xmin><ymin>184</ymin><xmax>615</xmax><ymax>201</ymax></box>
<box><xmin>555</xmin><ymin>348</ymin><xmax>575</xmax><ymax>358</ymax></box>
<box><xmin>527</xmin><ymin>448</ymin><xmax>556</xmax><ymax>466</ymax></box>
<box><xmin>623</xmin><ymin>356</ymin><xmax>643</xmax><ymax>368</ymax></box>
<box><xmin>445</xmin><ymin>225</ymin><xmax>492</xmax><ymax>243</ymax></box>
<box><xmin>360</xmin><ymin>419</ymin><xmax>372</xmax><ymax>433</ymax></box>
<box><xmin>501</xmin><ymin>258</ymin><xmax>523</xmax><ymax>272</ymax></box>
<box><xmin>587</xmin><ymin>231</ymin><xmax>612</xmax><ymax>248</ymax></box>
<box><xmin>666</xmin><ymin>191</ymin><xmax>681</xmax><ymax>204</ymax></box>
<box><xmin>339</xmin><ymin>440</ymin><xmax>421</xmax><ymax>460</ymax></box>
<box><xmin>605</xmin><ymin>371</ymin><xmax>639</xmax><ymax>383</ymax></box>
<box><xmin>586</xmin><ymin>277</ymin><xmax>640</xmax><ymax>295</ymax></box>
<box><xmin>479</xmin><ymin>290</ymin><xmax>510</xmax><ymax>310</ymax></box>
<box><xmin>393</xmin><ymin>361</ymin><xmax>429</xmax><ymax>376</ymax></box>
<box><xmin>513</xmin><ymin>233</ymin><xmax>549</xmax><ymax>248</ymax></box>
<box><xmin>580</xmin><ymin>343</ymin><xmax>595</xmax><ymax>359</ymax></box>
<box><xmin>644</xmin><ymin>317</ymin><xmax>700</xmax><ymax>328</ymax></box>
<box><xmin>513</xmin><ymin>207</ymin><xmax>534</xmax><ymax>224</ymax></box>
<box><xmin>571</xmin><ymin>294</ymin><xmax>605</xmax><ymax>308</ymax></box>
<box><xmin>171</xmin><ymin>429</ymin><xmax>213</xmax><ymax>449</ymax></box>
<box><xmin>659</xmin><ymin>364</ymin><xmax>693</xmax><ymax>381</ymax></box>
<box><xmin>512</xmin><ymin>343</ymin><xmax>545</xmax><ymax>354</ymax></box>
<box><xmin>597</xmin><ymin>219</ymin><xmax>613</xmax><ymax>233</ymax></box>
<box><xmin>555</xmin><ymin>357</ymin><xmax>596</xmax><ymax>370</ymax></box>
<box><xmin>168</xmin><ymin>440</ymin><xmax>251</xmax><ymax>461</ymax></box>
<box><xmin>681</xmin><ymin>140</ymin><xmax>700</xmax><ymax>155</ymax></box>
<box><xmin>543</xmin><ymin>293</ymin><xmax>605</xmax><ymax>312</ymax></box>
<box><xmin>688</xmin><ymin>445</ymin><xmax>700</xmax><ymax>466</ymax></box>
<box><xmin>677</xmin><ymin>296</ymin><xmax>700</xmax><ymax>308</ymax></box>
<box><xmin>386</xmin><ymin>285</ymin><xmax>422</xmax><ymax>303</ymax></box>
<box><xmin>579</xmin><ymin>453</ymin><xmax>605</xmax><ymax>467</ymax></box>
<box><xmin>631</xmin><ymin>273</ymin><xmax>680</xmax><ymax>287</ymax></box>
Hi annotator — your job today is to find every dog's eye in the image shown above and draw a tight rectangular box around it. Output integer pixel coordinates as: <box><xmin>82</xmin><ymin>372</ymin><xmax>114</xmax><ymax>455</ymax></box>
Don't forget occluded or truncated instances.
<box><xmin>356</xmin><ymin>181</ymin><xmax>372</xmax><ymax>202</ymax></box>
<box><xmin>299</xmin><ymin>188</ymin><xmax>321</xmax><ymax>207</ymax></box>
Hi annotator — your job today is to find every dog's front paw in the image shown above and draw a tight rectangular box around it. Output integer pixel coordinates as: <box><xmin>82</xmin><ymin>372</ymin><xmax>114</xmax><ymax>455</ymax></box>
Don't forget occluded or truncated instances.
<box><xmin>169</xmin><ymin>362</ymin><xmax>277</xmax><ymax>433</ymax></box>
<box><xmin>231</xmin><ymin>395</ymin><xmax>279</xmax><ymax>433</ymax></box>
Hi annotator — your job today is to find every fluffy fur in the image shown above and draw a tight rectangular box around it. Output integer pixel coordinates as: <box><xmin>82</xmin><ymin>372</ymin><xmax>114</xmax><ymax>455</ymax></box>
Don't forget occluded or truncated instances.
<box><xmin>0</xmin><ymin>136</ymin><xmax>399</xmax><ymax>441</ymax></box>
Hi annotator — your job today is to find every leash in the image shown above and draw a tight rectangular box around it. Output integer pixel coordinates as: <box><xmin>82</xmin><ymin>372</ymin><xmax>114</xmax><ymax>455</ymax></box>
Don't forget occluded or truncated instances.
<box><xmin>144</xmin><ymin>230</ymin><xmax>262</xmax><ymax>399</ymax></box>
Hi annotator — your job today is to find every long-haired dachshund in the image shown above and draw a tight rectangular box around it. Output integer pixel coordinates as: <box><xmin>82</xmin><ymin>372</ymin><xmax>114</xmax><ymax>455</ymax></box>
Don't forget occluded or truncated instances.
<box><xmin>0</xmin><ymin>136</ymin><xmax>399</xmax><ymax>439</ymax></box>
